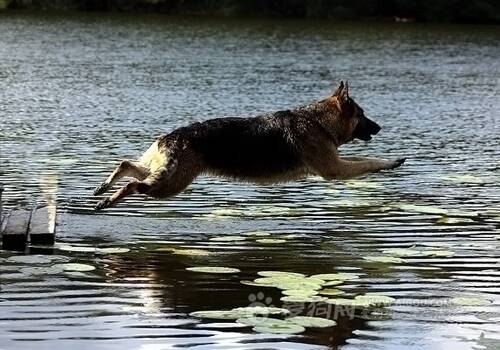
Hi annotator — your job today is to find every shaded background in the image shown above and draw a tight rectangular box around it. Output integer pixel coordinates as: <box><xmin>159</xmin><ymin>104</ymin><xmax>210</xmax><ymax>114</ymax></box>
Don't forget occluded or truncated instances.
<box><xmin>1</xmin><ymin>0</ymin><xmax>500</xmax><ymax>24</ymax></box>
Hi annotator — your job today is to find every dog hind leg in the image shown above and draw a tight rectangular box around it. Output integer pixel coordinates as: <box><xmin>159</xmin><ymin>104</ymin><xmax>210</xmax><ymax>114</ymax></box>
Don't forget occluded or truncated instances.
<box><xmin>93</xmin><ymin>160</ymin><xmax>149</xmax><ymax>196</ymax></box>
<box><xmin>95</xmin><ymin>157</ymin><xmax>178</xmax><ymax>211</ymax></box>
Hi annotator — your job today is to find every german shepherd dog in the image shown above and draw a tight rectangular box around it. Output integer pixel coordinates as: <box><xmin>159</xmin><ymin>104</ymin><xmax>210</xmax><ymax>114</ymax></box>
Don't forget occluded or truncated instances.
<box><xmin>94</xmin><ymin>81</ymin><xmax>405</xmax><ymax>210</ymax></box>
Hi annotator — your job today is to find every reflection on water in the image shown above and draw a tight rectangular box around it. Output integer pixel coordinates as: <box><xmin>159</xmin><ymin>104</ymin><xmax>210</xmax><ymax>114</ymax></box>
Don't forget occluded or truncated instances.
<box><xmin>1</xmin><ymin>12</ymin><xmax>500</xmax><ymax>350</ymax></box>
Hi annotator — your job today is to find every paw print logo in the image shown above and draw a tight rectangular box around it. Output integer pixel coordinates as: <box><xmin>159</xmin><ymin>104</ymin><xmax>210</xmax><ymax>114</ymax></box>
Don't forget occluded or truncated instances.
<box><xmin>248</xmin><ymin>292</ymin><xmax>273</xmax><ymax>307</ymax></box>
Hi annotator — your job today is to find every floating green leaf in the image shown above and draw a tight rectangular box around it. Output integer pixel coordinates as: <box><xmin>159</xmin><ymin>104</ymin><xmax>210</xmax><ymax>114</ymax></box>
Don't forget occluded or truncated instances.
<box><xmin>398</xmin><ymin>204</ymin><xmax>449</xmax><ymax>215</ymax></box>
<box><xmin>310</xmin><ymin>273</ymin><xmax>360</xmax><ymax>281</ymax></box>
<box><xmin>280</xmin><ymin>295</ymin><xmax>327</xmax><ymax>303</ymax></box>
<box><xmin>231</xmin><ymin>306</ymin><xmax>290</xmax><ymax>316</ymax></box>
<box><xmin>323</xmin><ymin>280</ymin><xmax>345</xmax><ymax>287</ymax></box>
<box><xmin>189</xmin><ymin>310</ymin><xmax>243</xmax><ymax>320</ymax></box>
<box><xmin>58</xmin><ymin>245</ymin><xmax>97</xmax><ymax>253</ymax></box>
<box><xmin>437</xmin><ymin>216</ymin><xmax>474</xmax><ymax>224</ymax></box>
<box><xmin>240</xmin><ymin>280</ymin><xmax>271</xmax><ymax>287</ymax></box>
<box><xmin>319</xmin><ymin>288</ymin><xmax>345</xmax><ymax>296</ymax></box>
<box><xmin>282</xmin><ymin>289</ymin><xmax>319</xmax><ymax>297</ymax></box>
<box><xmin>209</xmin><ymin>209</ymin><xmax>241</xmax><ymax>216</ymax></box>
<box><xmin>286</xmin><ymin>316</ymin><xmax>336</xmax><ymax>328</ymax></box>
<box><xmin>20</xmin><ymin>266</ymin><xmax>64</xmax><ymax>275</ymax></box>
<box><xmin>57</xmin><ymin>245</ymin><xmax>129</xmax><ymax>254</ymax></box>
<box><xmin>242</xmin><ymin>231</ymin><xmax>270</xmax><ymax>237</ymax></box>
<box><xmin>355</xmin><ymin>294</ymin><xmax>396</xmax><ymax>306</ymax></box>
<box><xmin>209</xmin><ymin>236</ymin><xmax>246</xmax><ymax>242</ymax></box>
<box><xmin>346</xmin><ymin>180</ymin><xmax>383</xmax><ymax>190</ymax></box>
<box><xmin>441</xmin><ymin>174</ymin><xmax>484</xmax><ymax>184</ymax></box>
<box><xmin>96</xmin><ymin>247</ymin><xmax>130</xmax><ymax>254</ymax></box>
<box><xmin>326</xmin><ymin>298</ymin><xmax>372</xmax><ymax>308</ymax></box>
<box><xmin>258</xmin><ymin>271</ymin><xmax>306</xmax><ymax>278</ymax></box>
<box><xmin>56</xmin><ymin>263</ymin><xmax>95</xmax><ymax>272</ymax></box>
<box><xmin>450</xmin><ymin>296</ymin><xmax>492</xmax><ymax>306</ymax></box>
<box><xmin>363</xmin><ymin>256</ymin><xmax>406</xmax><ymax>264</ymax></box>
<box><xmin>238</xmin><ymin>317</ymin><xmax>306</xmax><ymax>334</ymax></box>
<box><xmin>7</xmin><ymin>255</ymin><xmax>59</xmax><ymax>264</ymax></box>
<box><xmin>186</xmin><ymin>266</ymin><xmax>240</xmax><ymax>274</ymax></box>
<box><xmin>190</xmin><ymin>306</ymin><xmax>288</xmax><ymax>320</ymax></box>
<box><xmin>325</xmin><ymin>298</ymin><xmax>356</xmax><ymax>306</ymax></box>
<box><xmin>255</xmin><ymin>238</ymin><xmax>287</xmax><ymax>244</ymax></box>
<box><xmin>160</xmin><ymin>248</ymin><xmax>213</xmax><ymax>256</ymax></box>
<box><xmin>253</xmin><ymin>277</ymin><xmax>323</xmax><ymax>291</ymax></box>
<box><xmin>381</xmin><ymin>248</ymin><xmax>422</xmax><ymax>257</ymax></box>
<box><xmin>424</xmin><ymin>250</ymin><xmax>455</xmax><ymax>257</ymax></box>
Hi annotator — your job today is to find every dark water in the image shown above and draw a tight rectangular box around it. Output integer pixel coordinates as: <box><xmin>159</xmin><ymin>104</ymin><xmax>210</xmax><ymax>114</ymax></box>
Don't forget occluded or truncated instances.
<box><xmin>1</xmin><ymin>12</ymin><xmax>500</xmax><ymax>350</ymax></box>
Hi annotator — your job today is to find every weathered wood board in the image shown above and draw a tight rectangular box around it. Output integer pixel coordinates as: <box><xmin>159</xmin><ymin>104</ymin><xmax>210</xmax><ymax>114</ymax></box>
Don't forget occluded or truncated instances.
<box><xmin>0</xmin><ymin>183</ymin><xmax>3</xmax><ymax>224</ymax></box>
<box><xmin>1</xmin><ymin>209</ymin><xmax>31</xmax><ymax>250</ymax></box>
<box><xmin>29</xmin><ymin>205</ymin><xmax>57</xmax><ymax>244</ymax></box>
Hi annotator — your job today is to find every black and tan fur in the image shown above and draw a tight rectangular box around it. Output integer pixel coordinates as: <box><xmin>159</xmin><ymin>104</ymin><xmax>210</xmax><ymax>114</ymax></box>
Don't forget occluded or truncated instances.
<box><xmin>94</xmin><ymin>81</ymin><xmax>405</xmax><ymax>210</ymax></box>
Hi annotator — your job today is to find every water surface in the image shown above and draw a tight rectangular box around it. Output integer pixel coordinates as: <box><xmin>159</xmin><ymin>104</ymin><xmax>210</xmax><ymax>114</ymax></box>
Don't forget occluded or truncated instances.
<box><xmin>1</xmin><ymin>13</ymin><xmax>500</xmax><ymax>350</ymax></box>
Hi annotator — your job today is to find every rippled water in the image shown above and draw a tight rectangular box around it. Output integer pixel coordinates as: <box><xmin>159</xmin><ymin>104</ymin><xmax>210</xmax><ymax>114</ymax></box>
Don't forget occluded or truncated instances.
<box><xmin>1</xmin><ymin>12</ymin><xmax>500</xmax><ymax>350</ymax></box>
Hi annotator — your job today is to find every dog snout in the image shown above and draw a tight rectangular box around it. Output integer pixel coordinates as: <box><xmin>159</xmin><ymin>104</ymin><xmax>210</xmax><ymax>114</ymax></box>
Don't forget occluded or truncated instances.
<box><xmin>370</xmin><ymin>121</ymin><xmax>381</xmax><ymax>135</ymax></box>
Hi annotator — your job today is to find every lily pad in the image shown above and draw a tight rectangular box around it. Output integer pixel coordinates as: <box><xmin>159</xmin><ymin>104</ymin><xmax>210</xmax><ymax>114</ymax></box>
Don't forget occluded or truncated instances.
<box><xmin>450</xmin><ymin>296</ymin><xmax>492</xmax><ymax>306</ymax></box>
<box><xmin>346</xmin><ymin>180</ymin><xmax>383</xmax><ymax>190</ymax></box>
<box><xmin>240</xmin><ymin>280</ymin><xmax>271</xmax><ymax>287</ymax></box>
<box><xmin>231</xmin><ymin>306</ymin><xmax>290</xmax><ymax>316</ymax></box>
<box><xmin>208</xmin><ymin>209</ymin><xmax>241</xmax><ymax>216</ymax></box>
<box><xmin>355</xmin><ymin>294</ymin><xmax>396</xmax><ymax>306</ymax></box>
<box><xmin>280</xmin><ymin>295</ymin><xmax>327</xmax><ymax>303</ymax></box>
<box><xmin>258</xmin><ymin>271</ymin><xmax>306</xmax><ymax>278</ymax></box>
<box><xmin>7</xmin><ymin>255</ymin><xmax>58</xmax><ymax>264</ymax></box>
<box><xmin>190</xmin><ymin>306</ymin><xmax>289</xmax><ymax>320</ymax></box>
<box><xmin>282</xmin><ymin>289</ymin><xmax>319</xmax><ymax>297</ymax></box>
<box><xmin>56</xmin><ymin>263</ymin><xmax>96</xmax><ymax>272</ymax></box>
<box><xmin>325</xmin><ymin>298</ymin><xmax>356</xmax><ymax>306</ymax></box>
<box><xmin>323</xmin><ymin>280</ymin><xmax>345</xmax><ymax>287</ymax></box>
<box><xmin>441</xmin><ymin>174</ymin><xmax>484</xmax><ymax>184</ymax></box>
<box><xmin>190</xmin><ymin>310</ymin><xmax>243</xmax><ymax>320</ymax></box>
<box><xmin>242</xmin><ymin>231</ymin><xmax>271</xmax><ymax>237</ymax></box>
<box><xmin>326</xmin><ymin>298</ymin><xmax>372</xmax><ymax>308</ymax></box>
<box><xmin>398</xmin><ymin>204</ymin><xmax>448</xmax><ymax>215</ymax></box>
<box><xmin>58</xmin><ymin>245</ymin><xmax>97</xmax><ymax>253</ymax></box>
<box><xmin>186</xmin><ymin>266</ymin><xmax>240</xmax><ymax>274</ymax></box>
<box><xmin>20</xmin><ymin>265</ymin><xmax>65</xmax><ymax>275</ymax></box>
<box><xmin>310</xmin><ymin>273</ymin><xmax>360</xmax><ymax>281</ymax></box>
<box><xmin>160</xmin><ymin>248</ymin><xmax>213</xmax><ymax>256</ymax></box>
<box><xmin>253</xmin><ymin>277</ymin><xmax>323</xmax><ymax>291</ymax></box>
<box><xmin>319</xmin><ymin>288</ymin><xmax>345</xmax><ymax>296</ymax></box>
<box><xmin>424</xmin><ymin>250</ymin><xmax>455</xmax><ymax>257</ymax></box>
<box><xmin>437</xmin><ymin>216</ymin><xmax>475</xmax><ymax>224</ymax></box>
<box><xmin>237</xmin><ymin>317</ymin><xmax>306</xmax><ymax>334</ymax></box>
<box><xmin>256</xmin><ymin>238</ymin><xmax>287</xmax><ymax>244</ymax></box>
<box><xmin>381</xmin><ymin>248</ymin><xmax>422</xmax><ymax>257</ymax></box>
<box><xmin>286</xmin><ymin>316</ymin><xmax>336</xmax><ymax>328</ymax></box>
<box><xmin>363</xmin><ymin>256</ymin><xmax>406</xmax><ymax>264</ymax></box>
<box><xmin>96</xmin><ymin>247</ymin><xmax>130</xmax><ymax>254</ymax></box>
<box><xmin>209</xmin><ymin>236</ymin><xmax>246</xmax><ymax>242</ymax></box>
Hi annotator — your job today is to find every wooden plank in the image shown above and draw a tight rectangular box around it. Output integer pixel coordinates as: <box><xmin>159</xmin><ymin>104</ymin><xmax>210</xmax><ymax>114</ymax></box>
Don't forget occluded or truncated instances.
<box><xmin>0</xmin><ymin>183</ymin><xmax>3</xmax><ymax>225</ymax></box>
<box><xmin>1</xmin><ymin>209</ymin><xmax>31</xmax><ymax>251</ymax></box>
<box><xmin>29</xmin><ymin>205</ymin><xmax>57</xmax><ymax>245</ymax></box>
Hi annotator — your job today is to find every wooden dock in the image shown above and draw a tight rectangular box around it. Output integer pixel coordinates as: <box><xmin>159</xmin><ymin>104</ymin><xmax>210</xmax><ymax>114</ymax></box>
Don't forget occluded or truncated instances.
<box><xmin>0</xmin><ymin>184</ymin><xmax>57</xmax><ymax>251</ymax></box>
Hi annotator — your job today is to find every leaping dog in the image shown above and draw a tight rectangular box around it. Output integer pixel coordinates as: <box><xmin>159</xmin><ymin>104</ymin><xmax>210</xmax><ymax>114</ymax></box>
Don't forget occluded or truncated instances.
<box><xmin>94</xmin><ymin>81</ymin><xmax>405</xmax><ymax>210</ymax></box>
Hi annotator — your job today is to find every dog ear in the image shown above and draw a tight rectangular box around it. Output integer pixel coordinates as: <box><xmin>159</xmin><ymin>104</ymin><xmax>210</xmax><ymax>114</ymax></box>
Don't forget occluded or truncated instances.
<box><xmin>333</xmin><ymin>81</ymin><xmax>345</xmax><ymax>96</ymax></box>
<box><xmin>333</xmin><ymin>80</ymin><xmax>350</xmax><ymax>105</ymax></box>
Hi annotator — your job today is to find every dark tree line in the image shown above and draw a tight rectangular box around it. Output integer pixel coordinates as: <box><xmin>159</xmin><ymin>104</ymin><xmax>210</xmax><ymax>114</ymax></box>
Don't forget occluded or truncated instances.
<box><xmin>6</xmin><ymin>0</ymin><xmax>500</xmax><ymax>23</ymax></box>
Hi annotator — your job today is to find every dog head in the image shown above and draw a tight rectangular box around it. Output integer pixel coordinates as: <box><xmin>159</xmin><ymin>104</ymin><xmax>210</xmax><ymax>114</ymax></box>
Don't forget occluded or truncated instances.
<box><xmin>332</xmin><ymin>81</ymin><xmax>381</xmax><ymax>142</ymax></box>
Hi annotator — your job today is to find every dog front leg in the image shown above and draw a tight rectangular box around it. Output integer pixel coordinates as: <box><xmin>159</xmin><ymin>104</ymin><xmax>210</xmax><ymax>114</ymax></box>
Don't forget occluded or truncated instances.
<box><xmin>330</xmin><ymin>157</ymin><xmax>405</xmax><ymax>179</ymax></box>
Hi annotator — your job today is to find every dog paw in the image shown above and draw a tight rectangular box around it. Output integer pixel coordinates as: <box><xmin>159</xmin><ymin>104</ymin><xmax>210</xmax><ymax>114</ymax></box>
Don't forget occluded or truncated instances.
<box><xmin>390</xmin><ymin>158</ymin><xmax>406</xmax><ymax>169</ymax></box>
<box><xmin>95</xmin><ymin>198</ymin><xmax>111</xmax><ymax>211</ymax></box>
<box><xmin>93</xmin><ymin>182</ymin><xmax>109</xmax><ymax>196</ymax></box>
